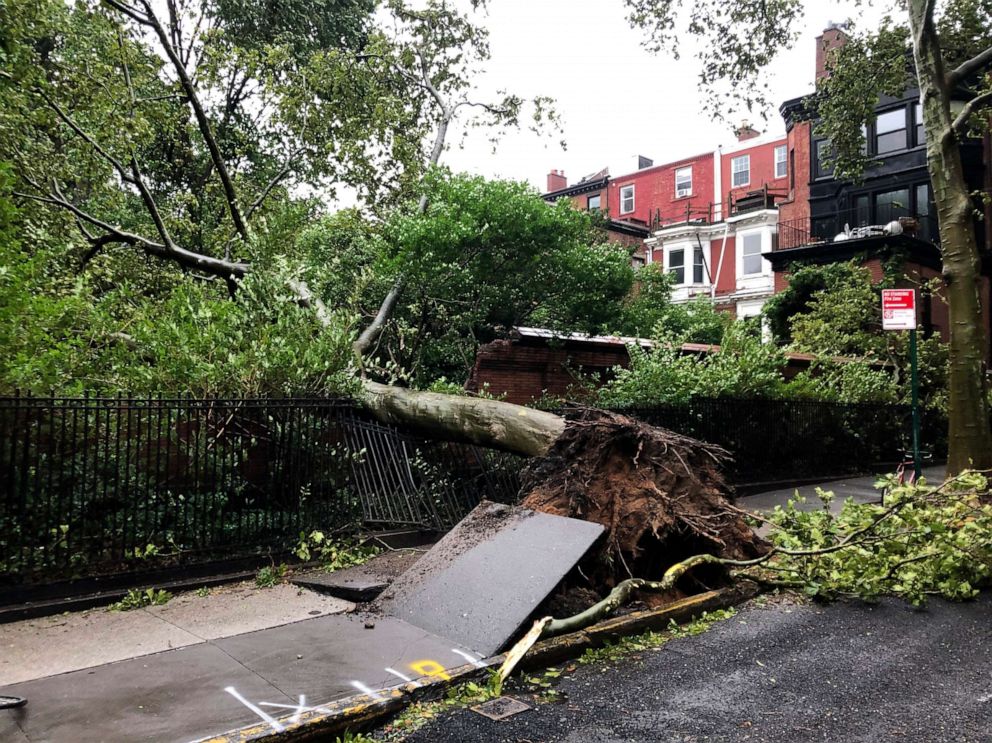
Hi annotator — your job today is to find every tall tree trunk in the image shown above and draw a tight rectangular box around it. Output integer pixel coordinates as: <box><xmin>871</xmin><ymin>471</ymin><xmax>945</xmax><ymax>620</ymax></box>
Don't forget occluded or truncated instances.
<box><xmin>909</xmin><ymin>1</ymin><xmax>992</xmax><ymax>472</ymax></box>
<box><xmin>359</xmin><ymin>380</ymin><xmax>565</xmax><ymax>457</ymax></box>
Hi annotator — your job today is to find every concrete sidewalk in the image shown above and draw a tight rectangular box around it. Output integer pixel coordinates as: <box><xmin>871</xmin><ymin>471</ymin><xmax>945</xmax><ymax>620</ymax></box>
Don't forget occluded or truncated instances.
<box><xmin>1</xmin><ymin>576</ymin><xmax>485</xmax><ymax>743</ymax></box>
<box><xmin>2</xmin><ymin>582</ymin><xmax>351</xmax><ymax>686</ymax></box>
<box><xmin>740</xmin><ymin>465</ymin><xmax>946</xmax><ymax>515</ymax></box>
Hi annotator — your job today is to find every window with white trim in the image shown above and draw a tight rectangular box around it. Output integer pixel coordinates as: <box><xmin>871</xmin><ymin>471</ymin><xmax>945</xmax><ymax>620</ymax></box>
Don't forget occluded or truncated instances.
<box><xmin>774</xmin><ymin>146</ymin><xmax>787</xmax><ymax>179</ymax></box>
<box><xmin>731</xmin><ymin>155</ymin><xmax>750</xmax><ymax>188</ymax></box>
<box><xmin>693</xmin><ymin>246</ymin><xmax>705</xmax><ymax>284</ymax></box>
<box><xmin>741</xmin><ymin>233</ymin><xmax>763</xmax><ymax>275</ymax></box>
<box><xmin>620</xmin><ymin>185</ymin><xmax>635</xmax><ymax>214</ymax></box>
<box><xmin>668</xmin><ymin>247</ymin><xmax>685</xmax><ymax>284</ymax></box>
<box><xmin>675</xmin><ymin>167</ymin><xmax>692</xmax><ymax>197</ymax></box>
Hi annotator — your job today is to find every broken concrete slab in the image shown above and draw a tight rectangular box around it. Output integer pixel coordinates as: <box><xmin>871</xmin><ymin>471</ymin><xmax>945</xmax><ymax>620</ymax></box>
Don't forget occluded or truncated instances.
<box><xmin>377</xmin><ymin>501</ymin><xmax>604</xmax><ymax>657</ymax></box>
<box><xmin>291</xmin><ymin>548</ymin><xmax>424</xmax><ymax>602</ymax></box>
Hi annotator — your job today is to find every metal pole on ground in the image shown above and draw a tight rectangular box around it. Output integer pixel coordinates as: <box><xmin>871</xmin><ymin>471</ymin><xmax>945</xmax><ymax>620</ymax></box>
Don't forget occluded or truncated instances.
<box><xmin>910</xmin><ymin>328</ymin><xmax>922</xmax><ymax>481</ymax></box>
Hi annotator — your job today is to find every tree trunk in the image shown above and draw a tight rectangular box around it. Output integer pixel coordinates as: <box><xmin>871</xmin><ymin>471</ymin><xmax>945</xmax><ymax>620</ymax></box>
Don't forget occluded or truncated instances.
<box><xmin>359</xmin><ymin>380</ymin><xmax>565</xmax><ymax>457</ymax></box>
<box><xmin>909</xmin><ymin>1</ymin><xmax>992</xmax><ymax>472</ymax></box>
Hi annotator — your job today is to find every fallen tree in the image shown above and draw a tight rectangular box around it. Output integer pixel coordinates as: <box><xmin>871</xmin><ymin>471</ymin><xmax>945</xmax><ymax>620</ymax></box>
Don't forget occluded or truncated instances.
<box><xmin>8</xmin><ymin>0</ymin><xmax>769</xmax><ymax>600</ymax></box>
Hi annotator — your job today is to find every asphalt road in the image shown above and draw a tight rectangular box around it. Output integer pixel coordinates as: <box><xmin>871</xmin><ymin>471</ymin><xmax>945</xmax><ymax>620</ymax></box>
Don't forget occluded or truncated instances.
<box><xmin>402</xmin><ymin>594</ymin><xmax>992</xmax><ymax>743</ymax></box>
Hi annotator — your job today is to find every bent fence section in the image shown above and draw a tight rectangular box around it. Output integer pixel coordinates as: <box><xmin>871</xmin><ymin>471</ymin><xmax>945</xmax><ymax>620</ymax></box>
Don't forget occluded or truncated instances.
<box><xmin>0</xmin><ymin>393</ymin><xmax>940</xmax><ymax>591</ymax></box>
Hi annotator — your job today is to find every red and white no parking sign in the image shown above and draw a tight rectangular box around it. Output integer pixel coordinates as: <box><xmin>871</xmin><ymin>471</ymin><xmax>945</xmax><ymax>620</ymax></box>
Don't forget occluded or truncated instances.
<box><xmin>881</xmin><ymin>289</ymin><xmax>916</xmax><ymax>331</ymax></box>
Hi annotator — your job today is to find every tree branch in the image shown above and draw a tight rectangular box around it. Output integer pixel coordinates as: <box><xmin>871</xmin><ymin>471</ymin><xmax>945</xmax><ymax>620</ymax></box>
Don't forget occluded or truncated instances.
<box><xmin>39</xmin><ymin>91</ymin><xmax>134</xmax><ymax>185</ymax></box>
<box><xmin>245</xmin><ymin>149</ymin><xmax>303</xmax><ymax>221</ymax></box>
<box><xmin>14</xmin><ymin>186</ymin><xmax>249</xmax><ymax>279</ymax></box>
<box><xmin>951</xmin><ymin>89</ymin><xmax>992</xmax><ymax>133</ymax></box>
<box><xmin>119</xmin><ymin>0</ymin><xmax>250</xmax><ymax>244</ymax></box>
<box><xmin>102</xmin><ymin>0</ymin><xmax>151</xmax><ymax>26</ymax></box>
<box><xmin>352</xmin><ymin>51</ymin><xmax>455</xmax><ymax>362</ymax></box>
<box><xmin>947</xmin><ymin>45</ymin><xmax>992</xmax><ymax>88</ymax></box>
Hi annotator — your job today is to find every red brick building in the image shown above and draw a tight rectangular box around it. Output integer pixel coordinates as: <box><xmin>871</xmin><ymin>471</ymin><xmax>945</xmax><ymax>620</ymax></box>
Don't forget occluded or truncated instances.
<box><xmin>543</xmin><ymin>168</ymin><xmax>650</xmax><ymax>263</ymax></box>
<box><xmin>640</xmin><ymin>130</ymin><xmax>789</xmax><ymax>319</ymax></box>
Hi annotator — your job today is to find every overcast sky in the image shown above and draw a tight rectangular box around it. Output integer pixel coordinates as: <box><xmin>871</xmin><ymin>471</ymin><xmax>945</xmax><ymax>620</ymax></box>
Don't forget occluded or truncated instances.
<box><xmin>438</xmin><ymin>0</ymin><xmax>889</xmax><ymax>192</ymax></box>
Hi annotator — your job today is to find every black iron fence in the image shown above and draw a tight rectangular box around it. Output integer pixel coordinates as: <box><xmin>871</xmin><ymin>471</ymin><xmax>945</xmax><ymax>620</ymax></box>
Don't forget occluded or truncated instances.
<box><xmin>0</xmin><ymin>394</ymin><xmax>520</xmax><ymax>589</ymax></box>
<box><xmin>613</xmin><ymin>399</ymin><xmax>942</xmax><ymax>487</ymax></box>
<box><xmin>0</xmin><ymin>393</ymin><xmax>942</xmax><ymax>590</ymax></box>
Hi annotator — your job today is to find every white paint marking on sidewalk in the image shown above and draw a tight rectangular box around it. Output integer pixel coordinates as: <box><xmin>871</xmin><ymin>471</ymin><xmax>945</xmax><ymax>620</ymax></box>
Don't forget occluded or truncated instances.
<box><xmin>224</xmin><ymin>686</ymin><xmax>285</xmax><ymax>733</ymax></box>
<box><xmin>350</xmin><ymin>680</ymin><xmax>384</xmax><ymax>701</ymax></box>
<box><xmin>259</xmin><ymin>695</ymin><xmax>331</xmax><ymax>723</ymax></box>
<box><xmin>385</xmin><ymin>667</ymin><xmax>417</xmax><ymax>685</ymax></box>
<box><xmin>451</xmin><ymin>649</ymin><xmax>486</xmax><ymax>668</ymax></box>
<box><xmin>978</xmin><ymin>692</ymin><xmax>992</xmax><ymax>703</ymax></box>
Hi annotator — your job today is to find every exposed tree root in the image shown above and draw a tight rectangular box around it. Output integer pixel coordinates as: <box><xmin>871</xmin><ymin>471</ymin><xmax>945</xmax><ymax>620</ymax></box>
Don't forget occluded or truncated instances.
<box><xmin>519</xmin><ymin>408</ymin><xmax>767</xmax><ymax>587</ymax></box>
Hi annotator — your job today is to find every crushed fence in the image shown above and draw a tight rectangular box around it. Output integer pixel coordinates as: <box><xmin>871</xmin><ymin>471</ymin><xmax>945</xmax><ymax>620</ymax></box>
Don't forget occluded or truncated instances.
<box><xmin>1</xmin><ymin>393</ymin><xmax>943</xmax><ymax>590</ymax></box>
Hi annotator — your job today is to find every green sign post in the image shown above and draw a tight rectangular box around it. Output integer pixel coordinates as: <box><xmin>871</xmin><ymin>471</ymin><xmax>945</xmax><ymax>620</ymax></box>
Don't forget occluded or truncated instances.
<box><xmin>882</xmin><ymin>288</ymin><xmax>921</xmax><ymax>479</ymax></box>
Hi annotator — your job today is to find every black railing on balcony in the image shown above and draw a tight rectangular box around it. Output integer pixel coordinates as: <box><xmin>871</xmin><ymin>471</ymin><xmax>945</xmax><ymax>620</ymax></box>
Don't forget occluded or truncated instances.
<box><xmin>777</xmin><ymin>205</ymin><xmax>938</xmax><ymax>251</ymax></box>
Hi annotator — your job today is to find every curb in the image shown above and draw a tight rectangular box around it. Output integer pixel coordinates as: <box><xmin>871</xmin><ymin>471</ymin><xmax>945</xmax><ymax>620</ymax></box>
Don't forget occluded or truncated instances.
<box><xmin>193</xmin><ymin>583</ymin><xmax>758</xmax><ymax>743</ymax></box>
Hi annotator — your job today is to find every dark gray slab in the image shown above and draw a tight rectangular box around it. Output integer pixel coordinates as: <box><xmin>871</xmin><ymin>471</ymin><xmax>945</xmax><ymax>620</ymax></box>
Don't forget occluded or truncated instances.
<box><xmin>1</xmin><ymin>615</ymin><xmax>482</xmax><ymax>743</ymax></box>
<box><xmin>378</xmin><ymin>501</ymin><xmax>604</xmax><ymax>656</ymax></box>
<box><xmin>0</xmin><ymin>712</ymin><xmax>29</xmax><ymax>742</ymax></box>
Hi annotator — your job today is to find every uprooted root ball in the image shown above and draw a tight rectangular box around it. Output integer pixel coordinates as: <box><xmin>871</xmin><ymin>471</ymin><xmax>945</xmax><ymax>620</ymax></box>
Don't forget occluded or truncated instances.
<box><xmin>520</xmin><ymin>408</ymin><xmax>768</xmax><ymax>589</ymax></box>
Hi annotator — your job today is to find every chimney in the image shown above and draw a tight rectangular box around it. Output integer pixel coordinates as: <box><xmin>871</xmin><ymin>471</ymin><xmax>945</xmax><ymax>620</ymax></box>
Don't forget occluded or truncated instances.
<box><xmin>734</xmin><ymin>121</ymin><xmax>761</xmax><ymax>142</ymax></box>
<box><xmin>816</xmin><ymin>22</ymin><xmax>849</xmax><ymax>81</ymax></box>
<box><xmin>546</xmin><ymin>169</ymin><xmax>567</xmax><ymax>192</ymax></box>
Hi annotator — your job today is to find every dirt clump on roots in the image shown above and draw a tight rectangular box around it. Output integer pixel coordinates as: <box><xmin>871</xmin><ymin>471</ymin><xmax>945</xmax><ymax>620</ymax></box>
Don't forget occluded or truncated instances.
<box><xmin>519</xmin><ymin>408</ymin><xmax>768</xmax><ymax>590</ymax></box>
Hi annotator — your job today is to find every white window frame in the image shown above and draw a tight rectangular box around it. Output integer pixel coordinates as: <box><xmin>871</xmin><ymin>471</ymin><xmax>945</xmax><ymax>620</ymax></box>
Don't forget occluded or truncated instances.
<box><xmin>674</xmin><ymin>167</ymin><xmax>692</xmax><ymax>197</ymax></box>
<box><xmin>740</xmin><ymin>232</ymin><xmax>764</xmax><ymax>276</ymax></box>
<box><xmin>667</xmin><ymin>246</ymin><xmax>686</xmax><ymax>285</ymax></box>
<box><xmin>692</xmin><ymin>244</ymin><xmax>706</xmax><ymax>284</ymax></box>
<box><xmin>733</xmin><ymin>226</ymin><xmax>774</xmax><ymax>296</ymax></box>
<box><xmin>619</xmin><ymin>184</ymin><xmax>635</xmax><ymax>214</ymax></box>
<box><xmin>774</xmin><ymin>146</ymin><xmax>787</xmax><ymax>179</ymax></box>
<box><xmin>731</xmin><ymin>154</ymin><xmax>750</xmax><ymax>188</ymax></box>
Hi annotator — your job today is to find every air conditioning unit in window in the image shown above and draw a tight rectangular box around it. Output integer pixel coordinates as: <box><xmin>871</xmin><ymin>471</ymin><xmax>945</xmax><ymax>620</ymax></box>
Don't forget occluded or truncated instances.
<box><xmin>676</xmin><ymin>188</ymin><xmax>691</xmax><ymax>198</ymax></box>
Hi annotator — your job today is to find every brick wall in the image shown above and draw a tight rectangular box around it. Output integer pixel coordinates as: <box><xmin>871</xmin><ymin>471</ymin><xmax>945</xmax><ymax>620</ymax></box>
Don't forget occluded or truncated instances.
<box><xmin>608</xmin><ymin>151</ymin><xmax>715</xmax><ymax>226</ymax></box>
<box><xmin>711</xmin><ymin>235</ymin><xmax>737</xmax><ymax>296</ymax></box>
<box><xmin>566</xmin><ymin>188</ymin><xmax>608</xmax><ymax>212</ymax></box>
<box><xmin>776</xmin><ymin>120</ymin><xmax>812</xmax><ymax>232</ymax></box>
<box><xmin>465</xmin><ymin>339</ymin><xmax>631</xmax><ymax>405</ymax></box>
<box><xmin>721</xmin><ymin>137</ymin><xmax>788</xmax><ymax>205</ymax></box>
